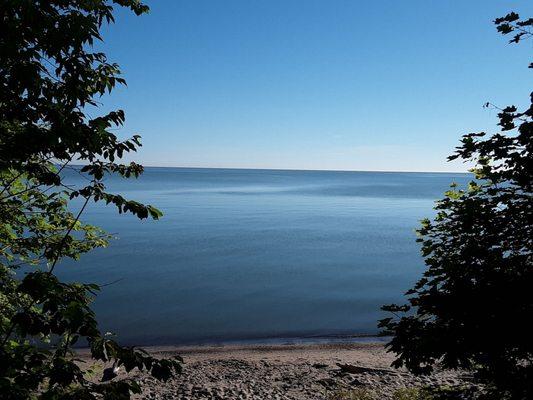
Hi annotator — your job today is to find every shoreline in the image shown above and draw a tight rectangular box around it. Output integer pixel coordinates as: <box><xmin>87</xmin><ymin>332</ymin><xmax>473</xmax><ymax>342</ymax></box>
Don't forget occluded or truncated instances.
<box><xmin>77</xmin><ymin>339</ymin><xmax>390</xmax><ymax>359</ymax></box>
<box><xmin>75</xmin><ymin>334</ymin><xmax>390</xmax><ymax>353</ymax></box>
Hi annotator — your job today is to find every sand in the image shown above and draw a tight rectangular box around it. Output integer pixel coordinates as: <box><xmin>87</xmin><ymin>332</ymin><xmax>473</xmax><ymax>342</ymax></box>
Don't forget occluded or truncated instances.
<box><xmin>79</xmin><ymin>342</ymin><xmax>472</xmax><ymax>399</ymax></box>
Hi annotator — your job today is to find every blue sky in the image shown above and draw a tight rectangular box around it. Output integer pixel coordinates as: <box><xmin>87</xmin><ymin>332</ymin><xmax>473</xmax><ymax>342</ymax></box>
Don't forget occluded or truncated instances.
<box><xmin>97</xmin><ymin>1</ymin><xmax>531</xmax><ymax>172</ymax></box>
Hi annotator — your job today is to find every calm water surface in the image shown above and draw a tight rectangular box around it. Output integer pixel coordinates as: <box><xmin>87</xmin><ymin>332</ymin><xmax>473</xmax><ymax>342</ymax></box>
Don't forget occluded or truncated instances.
<box><xmin>58</xmin><ymin>168</ymin><xmax>471</xmax><ymax>345</ymax></box>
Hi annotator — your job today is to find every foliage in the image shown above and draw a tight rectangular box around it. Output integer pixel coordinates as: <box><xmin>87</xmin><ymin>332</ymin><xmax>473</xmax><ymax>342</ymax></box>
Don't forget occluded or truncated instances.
<box><xmin>380</xmin><ymin>12</ymin><xmax>532</xmax><ymax>400</ymax></box>
<box><xmin>393</xmin><ymin>386</ymin><xmax>477</xmax><ymax>400</ymax></box>
<box><xmin>0</xmin><ymin>1</ymin><xmax>181</xmax><ymax>399</ymax></box>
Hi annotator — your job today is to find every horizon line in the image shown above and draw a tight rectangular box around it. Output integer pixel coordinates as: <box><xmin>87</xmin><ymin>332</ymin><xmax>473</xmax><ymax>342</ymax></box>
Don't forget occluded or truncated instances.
<box><xmin>133</xmin><ymin>164</ymin><xmax>471</xmax><ymax>174</ymax></box>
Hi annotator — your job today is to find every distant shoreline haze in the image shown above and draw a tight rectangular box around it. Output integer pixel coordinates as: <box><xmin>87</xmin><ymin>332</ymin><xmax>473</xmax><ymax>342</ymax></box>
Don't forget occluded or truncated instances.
<box><xmin>143</xmin><ymin>165</ymin><xmax>472</xmax><ymax>174</ymax></box>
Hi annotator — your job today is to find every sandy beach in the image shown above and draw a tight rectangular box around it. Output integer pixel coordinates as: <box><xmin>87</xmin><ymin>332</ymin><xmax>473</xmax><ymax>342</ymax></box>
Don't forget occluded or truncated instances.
<box><xmin>79</xmin><ymin>342</ymin><xmax>471</xmax><ymax>399</ymax></box>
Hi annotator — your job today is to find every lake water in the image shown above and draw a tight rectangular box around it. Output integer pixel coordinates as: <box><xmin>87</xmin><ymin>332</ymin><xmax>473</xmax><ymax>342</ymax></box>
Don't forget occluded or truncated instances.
<box><xmin>58</xmin><ymin>167</ymin><xmax>470</xmax><ymax>345</ymax></box>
